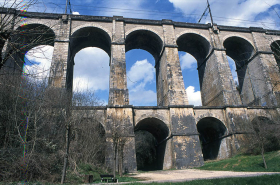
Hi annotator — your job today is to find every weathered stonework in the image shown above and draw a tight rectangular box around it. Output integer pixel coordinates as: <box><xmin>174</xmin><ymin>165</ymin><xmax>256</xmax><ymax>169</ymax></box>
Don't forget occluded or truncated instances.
<box><xmin>2</xmin><ymin>8</ymin><xmax>280</xmax><ymax>172</ymax></box>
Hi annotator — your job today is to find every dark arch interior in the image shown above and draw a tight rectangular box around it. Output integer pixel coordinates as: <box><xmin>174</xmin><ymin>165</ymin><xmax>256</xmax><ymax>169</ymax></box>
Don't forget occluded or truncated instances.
<box><xmin>197</xmin><ymin>117</ymin><xmax>227</xmax><ymax>160</ymax></box>
<box><xmin>224</xmin><ymin>37</ymin><xmax>255</xmax><ymax>92</ymax></box>
<box><xmin>125</xmin><ymin>30</ymin><xmax>163</xmax><ymax>61</ymax></box>
<box><xmin>3</xmin><ymin>24</ymin><xmax>55</xmax><ymax>72</ymax></box>
<box><xmin>271</xmin><ymin>40</ymin><xmax>280</xmax><ymax>72</ymax></box>
<box><xmin>177</xmin><ymin>33</ymin><xmax>211</xmax><ymax>64</ymax></box>
<box><xmin>134</xmin><ymin>118</ymin><xmax>169</xmax><ymax>171</ymax></box>
<box><xmin>177</xmin><ymin>33</ymin><xmax>211</xmax><ymax>89</ymax></box>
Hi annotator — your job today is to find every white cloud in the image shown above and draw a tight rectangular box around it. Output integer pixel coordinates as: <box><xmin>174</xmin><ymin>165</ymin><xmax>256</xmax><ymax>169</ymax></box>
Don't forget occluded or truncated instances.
<box><xmin>186</xmin><ymin>86</ymin><xmax>202</xmax><ymax>106</ymax></box>
<box><xmin>179</xmin><ymin>53</ymin><xmax>197</xmax><ymax>70</ymax></box>
<box><xmin>24</xmin><ymin>45</ymin><xmax>53</xmax><ymax>80</ymax></box>
<box><xmin>127</xmin><ymin>59</ymin><xmax>155</xmax><ymax>88</ymax></box>
<box><xmin>129</xmin><ymin>84</ymin><xmax>157</xmax><ymax>105</ymax></box>
<box><xmin>169</xmin><ymin>0</ymin><xmax>280</xmax><ymax>29</ymax></box>
<box><xmin>73</xmin><ymin>47</ymin><xmax>110</xmax><ymax>92</ymax></box>
<box><xmin>127</xmin><ymin>59</ymin><xmax>157</xmax><ymax>105</ymax></box>
<box><xmin>72</xmin><ymin>11</ymin><xmax>80</xmax><ymax>15</ymax></box>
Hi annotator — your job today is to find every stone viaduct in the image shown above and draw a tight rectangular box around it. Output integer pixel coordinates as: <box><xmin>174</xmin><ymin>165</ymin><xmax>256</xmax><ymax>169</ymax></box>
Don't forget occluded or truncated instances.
<box><xmin>1</xmin><ymin>8</ymin><xmax>280</xmax><ymax>172</ymax></box>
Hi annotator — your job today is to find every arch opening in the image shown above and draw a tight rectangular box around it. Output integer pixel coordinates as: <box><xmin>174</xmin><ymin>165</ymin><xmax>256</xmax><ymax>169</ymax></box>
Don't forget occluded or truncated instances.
<box><xmin>3</xmin><ymin>24</ymin><xmax>55</xmax><ymax>74</ymax></box>
<box><xmin>134</xmin><ymin>118</ymin><xmax>169</xmax><ymax>171</ymax></box>
<box><xmin>73</xmin><ymin>47</ymin><xmax>110</xmax><ymax>104</ymax></box>
<box><xmin>126</xmin><ymin>49</ymin><xmax>157</xmax><ymax>106</ymax></box>
<box><xmin>271</xmin><ymin>40</ymin><xmax>280</xmax><ymax>72</ymax></box>
<box><xmin>197</xmin><ymin>117</ymin><xmax>227</xmax><ymax>160</ymax></box>
<box><xmin>177</xmin><ymin>33</ymin><xmax>211</xmax><ymax>106</ymax></box>
<box><xmin>24</xmin><ymin>45</ymin><xmax>54</xmax><ymax>83</ymax></box>
<box><xmin>178</xmin><ymin>51</ymin><xmax>202</xmax><ymax>106</ymax></box>
<box><xmin>68</xmin><ymin>27</ymin><xmax>111</xmax><ymax>100</ymax></box>
<box><xmin>125</xmin><ymin>30</ymin><xmax>163</xmax><ymax>62</ymax></box>
<box><xmin>70</xmin><ymin>27</ymin><xmax>111</xmax><ymax>57</ymax></box>
<box><xmin>224</xmin><ymin>37</ymin><xmax>255</xmax><ymax>92</ymax></box>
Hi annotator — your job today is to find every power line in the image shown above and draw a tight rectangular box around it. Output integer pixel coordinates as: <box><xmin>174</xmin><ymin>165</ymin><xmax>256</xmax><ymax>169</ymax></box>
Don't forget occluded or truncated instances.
<box><xmin>26</xmin><ymin>2</ymin><xmax>280</xmax><ymax>27</ymax></box>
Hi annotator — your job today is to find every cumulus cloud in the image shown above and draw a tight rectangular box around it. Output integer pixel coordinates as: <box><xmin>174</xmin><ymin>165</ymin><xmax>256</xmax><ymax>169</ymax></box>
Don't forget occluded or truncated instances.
<box><xmin>72</xmin><ymin>11</ymin><xmax>80</xmax><ymax>15</ymax></box>
<box><xmin>127</xmin><ymin>59</ymin><xmax>157</xmax><ymax>105</ymax></box>
<box><xmin>169</xmin><ymin>0</ymin><xmax>280</xmax><ymax>29</ymax></box>
<box><xmin>24</xmin><ymin>45</ymin><xmax>53</xmax><ymax>80</ymax></box>
<box><xmin>73</xmin><ymin>47</ymin><xmax>110</xmax><ymax>92</ymax></box>
<box><xmin>127</xmin><ymin>59</ymin><xmax>154</xmax><ymax>88</ymax></box>
<box><xmin>179</xmin><ymin>53</ymin><xmax>197</xmax><ymax>70</ymax></box>
<box><xmin>186</xmin><ymin>86</ymin><xmax>202</xmax><ymax>106</ymax></box>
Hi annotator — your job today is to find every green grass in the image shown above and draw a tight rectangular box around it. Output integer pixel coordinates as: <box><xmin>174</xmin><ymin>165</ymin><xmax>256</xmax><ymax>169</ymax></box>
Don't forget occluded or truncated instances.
<box><xmin>197</xmin><ymin>150</ymin><xmax>280</xmax><ymax>172</ymax></box>
<box><xmin>126</xmin><ymin>174</ymin><xmax>280</xmax><ymax>185</ymax></box>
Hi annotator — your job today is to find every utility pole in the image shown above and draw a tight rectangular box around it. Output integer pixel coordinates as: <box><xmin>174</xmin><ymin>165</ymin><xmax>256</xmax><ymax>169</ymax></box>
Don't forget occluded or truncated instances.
<box><xmin>198</xmin><ymin>0</ymin><xmax>214</xmax><ymax>26</ymax></box>
<box><xmin>65</xmin><ymin>0</ymin><xmax>68</xmax><ymax>14</ymax></box>
<box><xmin>207</xmin><ymin>0</ymin><xmax>214</xmax><ymax>26</ymax></box>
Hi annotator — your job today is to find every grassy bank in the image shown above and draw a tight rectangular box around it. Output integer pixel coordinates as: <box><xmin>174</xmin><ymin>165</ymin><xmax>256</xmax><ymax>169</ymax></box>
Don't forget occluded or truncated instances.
<box><xmin>198</xmin><ymin>150</ymin><xmax>280</xmax><ymax>172</ymax></box>
<box><xmin>126</xmin><ymin>174</ymin><xmax>280</xmax><ymax>185</ymax></box>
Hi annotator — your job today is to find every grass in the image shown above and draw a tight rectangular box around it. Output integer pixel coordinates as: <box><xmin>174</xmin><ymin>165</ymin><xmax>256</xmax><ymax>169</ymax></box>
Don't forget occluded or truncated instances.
<box><xmin>2</xmin><ymin>151</ymin><xmax>280</xmax><ymax>184</ymax></box>
<box><xmin>126</xmin><ymin>174</ymin><xmax>280</xmax><ymax>185</ymax></box>
<box><xmin>197</xmin><ymin>150</ymin><xmax>280</xmax><ymax>172</ymax></box>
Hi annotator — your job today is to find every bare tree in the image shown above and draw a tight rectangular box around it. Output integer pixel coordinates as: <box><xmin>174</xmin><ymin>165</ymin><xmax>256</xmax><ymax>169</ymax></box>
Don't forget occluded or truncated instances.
<box><xmin>241</xmin><ymin>115</ymin><xmax>280</xmax><ymax>169</ymax></box>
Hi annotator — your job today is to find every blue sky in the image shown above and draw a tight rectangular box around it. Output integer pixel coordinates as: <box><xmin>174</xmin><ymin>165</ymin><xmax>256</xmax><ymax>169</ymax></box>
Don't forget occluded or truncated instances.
<box><xmin>8</xmin><ymin>0</ymin><xmax>279</xmax><ymax>106</ymax></box>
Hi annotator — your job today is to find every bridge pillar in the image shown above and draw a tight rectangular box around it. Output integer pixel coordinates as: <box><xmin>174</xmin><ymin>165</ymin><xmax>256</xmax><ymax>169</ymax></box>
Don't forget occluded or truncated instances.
<box><xmin>105</xmin><ymin>107</ymin><xmax>137</xmax><ymax>173</ymax></box>
<box><xmin>170</xmin><ymin>107</ymin><xmax>204</xmax><ymax>169</ymax></box>
<box><xmin>241</xmin><ymin>30</ymin><xmax>280</xmax><ymax>106</ymax></box>
<box><xmin>200</xmin><ymin>27</ymin><xmax>242</xmax><ymax>106</ymax></box>
<box><xmin>108</xmin><ymin>16</ymin><xmax>129</xmax><ymax>106</ymax></box>
<box><xmin>49</xmin><ymin>15</ymin><xmax>70</xmax><ymax>88</ymax></box>
<box><xmin>157</xmin><ymin>21</ymin><xmax>188</xmax><ymax>106</ymax></box>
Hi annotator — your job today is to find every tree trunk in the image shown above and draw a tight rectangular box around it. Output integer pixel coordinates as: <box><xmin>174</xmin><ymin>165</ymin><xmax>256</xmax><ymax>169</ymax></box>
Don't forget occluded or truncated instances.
<box><xmin>261</xmin><ymin>141</ymin><xmax>267</xmax><ymax>169</ymax></box>
<box><xmin>61</xmin><ymin>125</ymin><xmax>71</xmax><ymax>184</ymax></box>
<box><xmin>113</xmin><ymin>141</ymin><xmax>117</xmax><ymax>178</ymax></box>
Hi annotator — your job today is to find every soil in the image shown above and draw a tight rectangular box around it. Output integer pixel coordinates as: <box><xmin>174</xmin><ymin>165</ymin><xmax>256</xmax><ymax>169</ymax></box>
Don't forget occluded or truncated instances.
<box><xmin>129</xmin><ymin>169</ymin><xmax>280</xmax><ymax>183</ymax></box>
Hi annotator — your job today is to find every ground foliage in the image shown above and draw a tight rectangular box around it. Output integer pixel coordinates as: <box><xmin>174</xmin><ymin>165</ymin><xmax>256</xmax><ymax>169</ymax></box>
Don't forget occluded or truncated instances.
<box><xmin>198</xmin><ymin>150</ymin><xmax>280</xmax><ymax>172</ymax></box>
<box><xmin>0</xmin><ymin>75</ymin><xmax>106</xmax><ymax>183</ymax></box>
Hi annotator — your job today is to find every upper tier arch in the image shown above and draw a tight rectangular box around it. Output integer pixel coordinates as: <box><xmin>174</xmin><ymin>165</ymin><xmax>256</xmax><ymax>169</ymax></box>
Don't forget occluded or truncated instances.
<box><xmin>70</xmin><ymin>26</ymin><xmax>111</xmax><ymax>57</ymax></box>
<box><xmin>125</xmin><ymin>29</ymin><xmax>163</xmax><ymax>61</ymax></box>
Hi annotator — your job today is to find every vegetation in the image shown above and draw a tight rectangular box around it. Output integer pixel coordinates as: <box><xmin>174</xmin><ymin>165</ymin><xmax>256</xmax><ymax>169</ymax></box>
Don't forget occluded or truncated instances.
<box><xmin>126</xmin><ymin>175</ymin><xmax>280</xmax><ymax>185</ymax></box>
<box><xmin>198</xmin><ymin>150</ymin><xmax>280</xmax><ymax>172</ymax></box>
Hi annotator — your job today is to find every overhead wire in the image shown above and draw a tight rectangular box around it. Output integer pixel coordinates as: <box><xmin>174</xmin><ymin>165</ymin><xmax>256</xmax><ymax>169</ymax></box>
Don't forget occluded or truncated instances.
<box><xmin>35</xmin><ymin>2</ymin><xmax>279</xmax><ymax>27</ymax></box>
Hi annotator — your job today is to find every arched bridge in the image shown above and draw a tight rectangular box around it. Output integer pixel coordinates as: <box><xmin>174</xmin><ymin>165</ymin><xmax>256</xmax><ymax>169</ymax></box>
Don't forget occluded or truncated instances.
<box><xmin>1</xmin><ymin>8</ymin><xmax>280</xmax><ymax>172</ymax></box>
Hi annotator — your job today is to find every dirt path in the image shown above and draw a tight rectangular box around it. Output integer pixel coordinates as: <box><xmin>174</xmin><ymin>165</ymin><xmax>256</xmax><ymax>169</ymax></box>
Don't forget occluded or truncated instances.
<box><xmin>129</xmin><ymin>169</ymin><xmax>280</xmax><ymax>183</ymax></box>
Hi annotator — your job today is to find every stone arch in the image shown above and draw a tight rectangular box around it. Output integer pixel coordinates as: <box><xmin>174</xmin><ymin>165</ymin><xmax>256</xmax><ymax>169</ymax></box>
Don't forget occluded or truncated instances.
<box><xmin>177</xmin><ymin>32</ymin><xmax>211</xmax><ymax>64</ymax></box>
<box><xmin>67</xmin><ymin>26</ymin><xmax>111</xmax><ymax>90</ymax></box>
<box><xmin>223</xmin><ymin>36</ymin><xmax>256</xmax><ymax>93</ymax></box>
<box><xmin>134</xmin><ymin>117</ymin><xmax>169</xmax><ymax>170</ymax></box>
<box><xmin>270</xmin><ymin>40</ymin><xmax>280</xmax><ymax>72</ymax></box>
<box><xmin>2</xmin><ymin>23</ymin><xmax>55</xmax><ymax>73</ymax></box>
<box><xmin>71</xmin><ymin>24</ymin><xmax>112</xmax><ymax>41</ymax></box>
<box><xmin>125</xmin><ymin>27</ymin><xmax>163</xmax><ymax>45</ymax></box>
<box><xmin>70</xmin><ymin>26</ymin><xmax>111</xmax><ymax>57</ymax></box>
<box><xmin>176</xmin><ymin>33</ymin><xmax>211</xmax><ymax>95</ymax></box>
<box><xmin>135</xmin><ymin>114</ymin><xmax>169</xmax><ymax>130</ymax></box>
<box><xmin>125</xmin><ymin>29</ymin><xmax>164</xmax><ymax>61</ymax></box>
<box><xmin>14</xmin><ymin>19</ymin><xmax>57</xmax><ymax>35</ymax></box>
<box><xmin>196</xmin><ymin>117</ymin><xmax>227</xmax><ymax>160</ymax></box>
<box><xmin>176</xmin><ymin>30</ymin><xmax>211</xmax><ymax>48</ymax></box>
